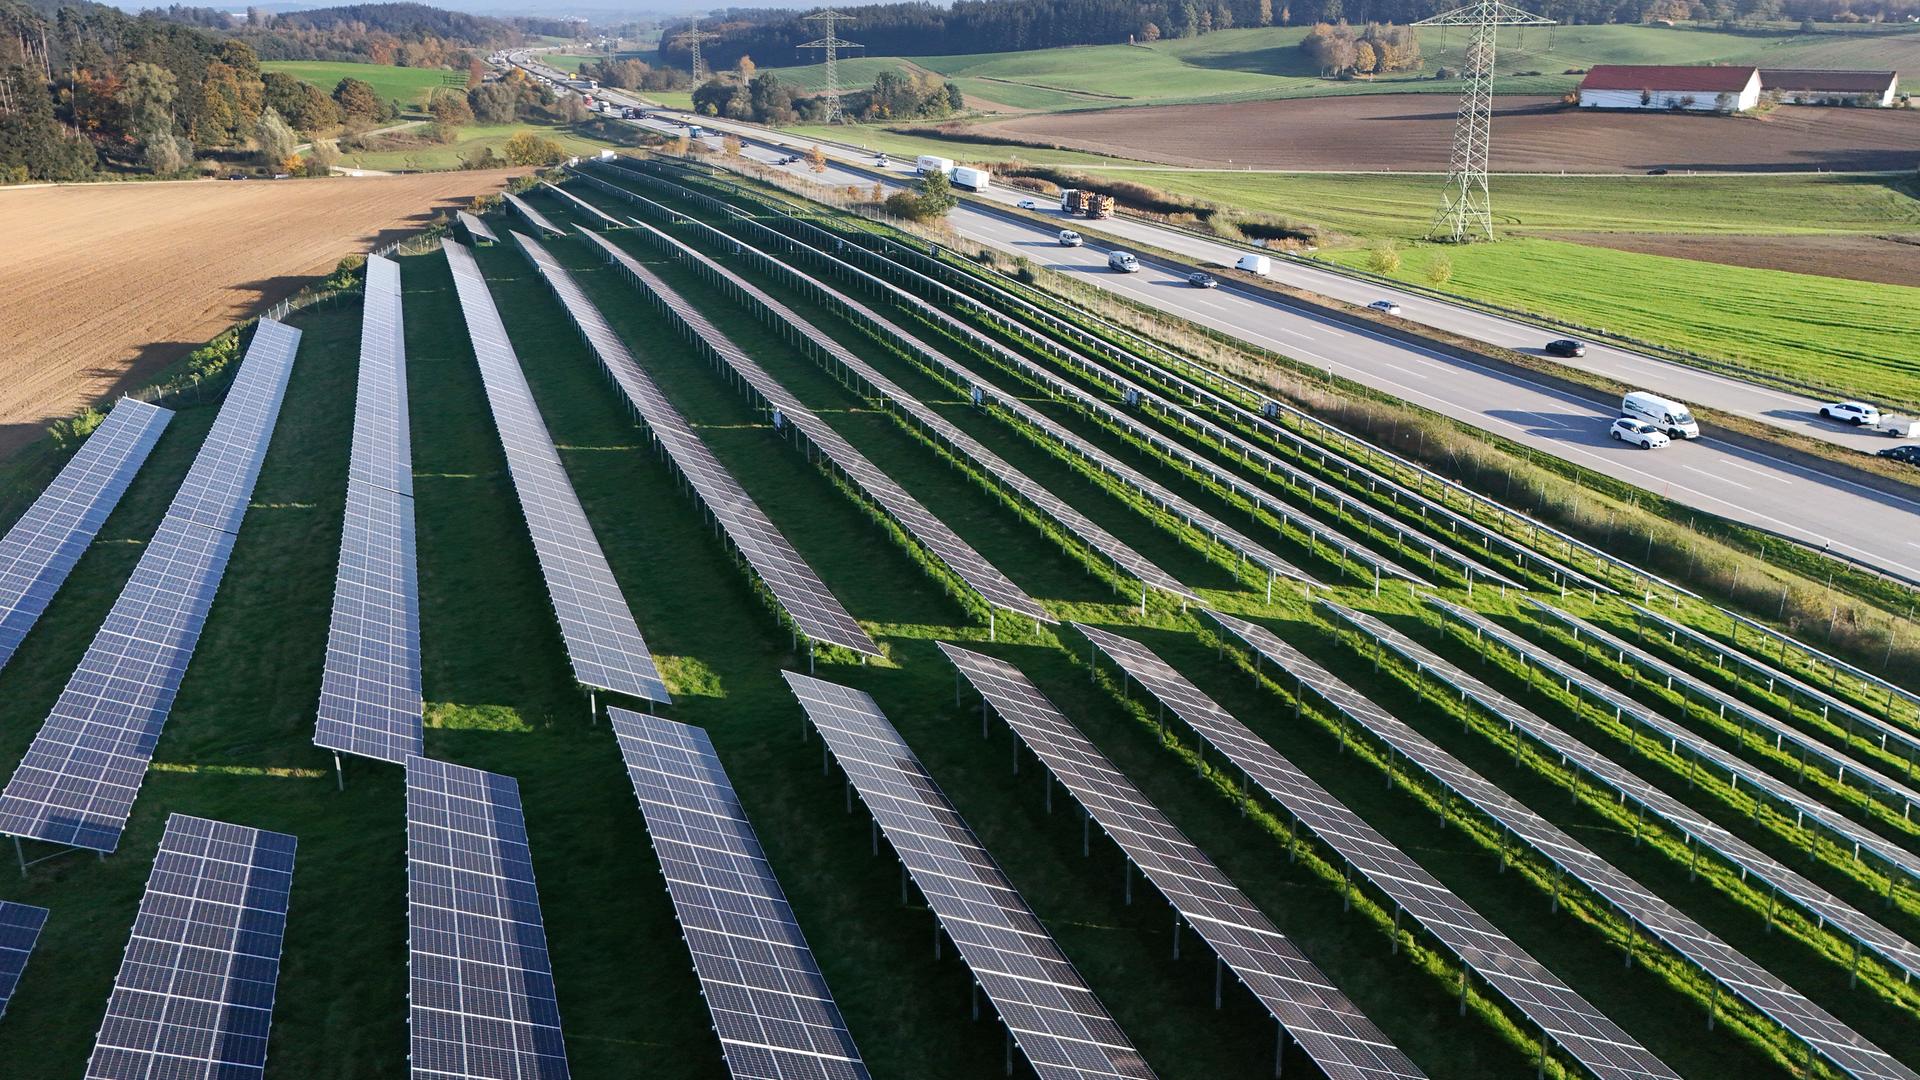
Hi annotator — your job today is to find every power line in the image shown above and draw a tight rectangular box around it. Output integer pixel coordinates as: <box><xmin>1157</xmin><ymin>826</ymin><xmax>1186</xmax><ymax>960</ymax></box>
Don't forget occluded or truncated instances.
<box><xmin>797</xmin><ymin>9</ymin><xmax>864</xmax><ymax>124</ymax></box>
<box><xmin>674</xmin><ymin>20</ymin><xmax>719</xmax><ymax>83</ymax></box>
<box><xmin>1413</xmin><ymin>1</ymin><xmax>1553</xmax><ymax>243</ymax></box>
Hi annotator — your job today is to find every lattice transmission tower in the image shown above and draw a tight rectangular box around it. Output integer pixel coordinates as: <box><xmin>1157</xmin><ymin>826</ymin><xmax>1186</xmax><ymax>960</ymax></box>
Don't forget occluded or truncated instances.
<box><xmin>1413</xmin><ymin>1</ymin><xmax>1552</xmax><ymax>243</ymax></box>
<box><xmin>797</xmin><ymin>10</ymin><xmax>864</xmax><ymax>124</ymax></box>
<box><xmin>675</xmin><ymin>21</ymin><xmax>718</xmax><ymax>82</ymax></box>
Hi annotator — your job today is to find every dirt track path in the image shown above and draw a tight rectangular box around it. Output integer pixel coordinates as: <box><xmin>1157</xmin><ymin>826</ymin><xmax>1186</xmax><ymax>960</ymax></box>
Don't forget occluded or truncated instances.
<box><xmin>0</xmin><ymin>170</ymin><xmax>519</xmax><ymax>456</ymax></box>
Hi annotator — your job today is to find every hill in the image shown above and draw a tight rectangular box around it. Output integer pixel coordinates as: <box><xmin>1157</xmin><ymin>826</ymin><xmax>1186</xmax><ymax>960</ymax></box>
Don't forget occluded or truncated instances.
<box><xmin>262</xmin><ymin>59</ymin><xmax>462</xmax><ymax>109</ymax></box>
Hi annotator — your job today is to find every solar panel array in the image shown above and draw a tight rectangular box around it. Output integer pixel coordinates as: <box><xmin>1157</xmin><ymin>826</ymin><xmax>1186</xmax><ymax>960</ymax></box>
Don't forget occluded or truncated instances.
<box><xmin>539</xmin><ymin>181</ymin><xmax>624</xmax><ymax>229</ymax></box>
<box><xmin>457</xmin><ymin>211</ymin><xmax>498</xmax><ymax>246</ymax></box>
<box><xmin>1413</xmin><ymin>596</ymin><xmax>1920</xmax><ymax>983</ymax></box>
<box><xmin>1075</xmin><ymin>623</ymin><xmax>1677</xmax><ymax>1080</ymax></box>
<box><xmin>501</xmin><ymin>192</ymin><xmax>565</xmax><ymax>238</ymax></box>
<box><xmin>780</xmin><ymin>672</ymin><xmax>1154</xmax><ymax>1080</ymax></box>
<box><xmin>1306</xmin><ymin>603</ymin><xmax>1917</xmax><ymax>1080</ymax></box>
<box><xmin>609</xmin><ymin>707</ymin><xmax>872</xmax><ymax>1080</ymax></box>
<box><xmin>1437</xmin><ymin>599</ymin><xmax>1920</xmax><ymax>903</ymax></box>
<box><xmin>725</xmin><ymin>210</ymin><xmax>1426</xmax><ymax>592</ymax></box>
<box><xmin>619</xmin><ymin>199</ymin><xmax>1322</xmax><ymax>592</ymax></box>
<box><xmin>1528</xmin><ymin>600</ymin><xmax>1920</xmax><ymax>817</ymax></box>
<box><xmin>316</xmin><ymin>254</ymin><xmax>425</xmax><ymax>764</ymax></box>
<box><xmin>1718</xmin><ymin>605</ymin><xmax>1920</xmax><ymax>720</ymax></box>
<box><xmin>583</xmin><ymin>227</ymin><xmax>1047</xmax><ymax>625</ymax></box>
<box><xmin>574</xmin><ymin>218</ymin><xmax>1195</xmax><ymax>607</ymax></box>
<box><xmin>0</xmin><ymin>901</ymin><xmax>47</xmax><ymax>1021</ymax></box>
<box><xmin>406</xmin><ymin>755</ymin><xmax>570</xmax><ymax>1080</ymax></box>
<box><xmin>86</xmin><ymin>814</ymin><xmax>297</xmax><ymax>1080</ymax></box>
<box><xmin>937</xmin><ymin>642</ymin><xmax>1422</xmax><ymax>1080</ymax></box>
<box><xmin>443</xmin><ymin>239</ymin><xmax>670</xmax><ymax>704</ymax></box>
<box><xmin>0</xmin><ymin>320</ymin><xmax>301</xmax><ymax>853</ymax></box>
<box><xmin>513</xmin><ymin>230</ymin><xmax>876</xmax><ymax>657</ymax></box>
<box><xmin>0</xmin><ymin>398</ymin><xmax>172</xmax><ymax>673</ymax></box>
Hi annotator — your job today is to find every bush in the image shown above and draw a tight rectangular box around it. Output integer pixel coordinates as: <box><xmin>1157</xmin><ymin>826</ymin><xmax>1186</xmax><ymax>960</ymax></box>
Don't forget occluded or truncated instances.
<box><xmin>47</xmin><ymin>408</ymin><xmax>105</xmax><ymax>449</ymax></box>
<box><xmin>503</xmin><ymin>131</ymin><xmax>564</xmax><ymax>166</ymax></box>
<box><xmin>1366</xmin><ymin>240</ymin><xmax>1401</xmax><ymax>274</ymax></box>
<box><xmin>1425</xmin><ymin>252</ymin><xmax>1453</xmax><ymax>286</ymax></box>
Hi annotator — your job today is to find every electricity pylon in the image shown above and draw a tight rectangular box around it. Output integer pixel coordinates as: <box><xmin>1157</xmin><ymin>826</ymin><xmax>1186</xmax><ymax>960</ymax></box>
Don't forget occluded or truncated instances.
<box><xmin>674</xmin><ymin>21</ymin><xmax>718</xmax><ymax>82</ymax></box>
<box><xmin>1413</xmin><ymin>1</ymin><xmax>1552</xmax><ymax>242</ymax></box>
<box><xmin>797</xmin><ymin>10</ymin><xmax>864</xmax><ymax>124</ymax></box>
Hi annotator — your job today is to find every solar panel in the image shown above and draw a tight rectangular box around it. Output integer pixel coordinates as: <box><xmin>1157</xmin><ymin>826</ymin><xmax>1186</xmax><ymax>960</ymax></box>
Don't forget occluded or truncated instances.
<box><xmin>0</xmin><ymin>321</ymin><xmax>301</xmax><ymax>853</ymax></box>
<box><xmin>457</xmin><ymin>211</ymin><xmax>498</xmax><ymax>246</ymax></box>
<box><xmin>315</xmin><ymin>255</ymin><xmax>424</xmax><ymax>764</ymax></box>
<box><xmin>937</xmin><ymin>642</ymin><xmax>1422</xmax><ymax>1080</ymax></box>
<box><xmin>1628</xmin><ymin>602</ymin><xmax>1920</xmax><ymax>772</ymax></box>
<box><xmin>85</xmin><ymin>814</ymin><xmax>296</xmax><ymax>1080</ymax></box>
<box><xmin>609</xmin><ymin>197</ymin><xmax>1323</xmax><ymax>593</ymax></box>
<box><xmin>1402</xmin><ymin>598</ymin><xmax>1920</xmax><ymax>983</ymax></box>
<box><xmin>1075</xmin><ymin>622</ymin><xmax>1677</xmax><ymax>1080</ymax></box>
<box><xmin>582</xmin><ymin>228</ymin><xmax>1048</xmax><ymax>625</ymax></box>
<box><xmin>750</xmin><ymin>209</ymin><xmax>1534</xmax><ymax>594</ymax></box>
<box><xmin>538</xmin><ymin>181</ymin><xmax>624</xmax><ymax>230</ymax></box>
<box><xmin>609</xmin><ymin>707</ymin><xmax>873</xmax><ymax>1080</ymax></box>
<box><xmin>0</xmin><ymin>397</ymin><xmax>172</xmax><ymax>673</ymax></box>
<box><xmin>1718</xmin><ymin>606</ymin><xmax>1920</xmax><ymax>721</ymax></box>
<box><xmin>1528</xmin><ymin>600</ymin><xmax>1920</xmax><ymax>821</ymax></box>
<box><xmin>406</xmin><ymin>756</ymin><xmax>570</xmax><ymax>1080</ymax></box>
<box><xmin>780</xmin><ymin>672</ymin><xmax>1155</xmax><ymax>1080</ymax></box>
<box><xmin>568</xmin><ymin>223</ymin><xmax>1193</xmax><ymax>607</ymax></box>
<box><xmin>1300</xmin><ymin>604</ymin><xmax>1917</xmax><ymax>1080</ymax></box>
<box><xmin>443</xmin><ymin>239</ymin><xmax>670</xmax><ymax>704</ymax></box>
<box><xmin>512</xmin><ymin>230</ymin><xmax>876</xmax><ymax>658</ymax></box>
<box><xmin>0</xmin><ymin>901</ymin><xmax>47</xmax><ymax>1021</ymax></box>
<box><xmin>501</xmin><ymin>192</ymin><xmax>565</xmax><ymax>238</ymax></box>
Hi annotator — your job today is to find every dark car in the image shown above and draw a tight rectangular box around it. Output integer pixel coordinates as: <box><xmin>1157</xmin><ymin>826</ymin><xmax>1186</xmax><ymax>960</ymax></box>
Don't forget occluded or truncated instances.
<box><xmin>1878</xmin><ymin>444</ymin><xmax>1920</xmax><ymax>465</ymax></box>
<box><xmin>1647</xmin><ymin>168</ymin><xmax>1669</xmax><ymax>175</ymax></box>
<box><xmin>1545</xmin><ymin>338</ymin><xmax>1586</xmax><ymax>358</ymax></box>
<box><xmin>1187</xmin><ymin>272</ymin><xmax>1218</xmax><ymax>289</ymax></box>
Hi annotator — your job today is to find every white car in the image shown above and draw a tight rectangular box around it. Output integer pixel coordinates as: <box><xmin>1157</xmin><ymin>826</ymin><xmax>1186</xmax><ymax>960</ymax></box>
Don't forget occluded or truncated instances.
<box><xmin>1610</xmin><ymin>417</ymin><xmax>1670</xmax><ymax>449</ymax></box>
<box><xmin>1016</xmin><ymin>198</ymin><xmax>1038</xmax><ymax>210</ymax></box>
<box><xmin>1058</xmin><ymin>230</ymin><xmax>1083</xmax><ymax>247</ymax></box>
<box><xmin>1821</xmin><ymin>401</ymin><xmax>1881</xmax><ymax>426</ymax></box>
<box><xmin>1368</xmin><ymin>300</ymin><xmax>1402</xmax><ymax>316</ymax></box>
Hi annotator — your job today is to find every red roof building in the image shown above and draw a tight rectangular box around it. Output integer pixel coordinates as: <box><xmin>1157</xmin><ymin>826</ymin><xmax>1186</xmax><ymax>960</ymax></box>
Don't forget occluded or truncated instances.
<box><xmin>1577</xmin><ymin>64</ymin><xmax>1763</xmax><ymax>111</ymax></box>
<box><xmin>1759</xmin><ymin>68</ymin><xmax>1899</xmax><ymax>105</ymax></box>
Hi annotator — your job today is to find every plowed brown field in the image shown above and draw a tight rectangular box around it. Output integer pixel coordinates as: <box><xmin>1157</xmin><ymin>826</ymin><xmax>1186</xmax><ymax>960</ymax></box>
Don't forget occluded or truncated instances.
<box><xmin>979</xmin><ymin>96</ymin><xmax>1920</xmax><ymax>173</ymax></box>
<box><xmin>0</xmin><ymin>170</ymin><xmax>521</xmax><ymax>455</ymax></box>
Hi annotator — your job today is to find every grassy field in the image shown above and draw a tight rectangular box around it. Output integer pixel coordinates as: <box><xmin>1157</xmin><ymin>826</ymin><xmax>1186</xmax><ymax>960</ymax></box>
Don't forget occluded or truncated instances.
<box><xmin>262</xmin><ymin>60</ymin><xmax>464</xmax><ymax>111</ymax></box>
<box><xmin>3</xmin><ymin>163</ymin><xmax>1918</xmax><ymax>1078</ymax></box>
<box><xmin>779</xmin><ymin>122</ymin><xmax>1125</xmax><ymax>165</ymax></box>
<box><xmin>1321</xmin><ymin>237</ymin><xmax>1920</xmax><ymax>399</ymax></box>
<box><xmin>335</xmin><ymin>123</ymin><xmax>616</xmax><ymax>171</ymax></box>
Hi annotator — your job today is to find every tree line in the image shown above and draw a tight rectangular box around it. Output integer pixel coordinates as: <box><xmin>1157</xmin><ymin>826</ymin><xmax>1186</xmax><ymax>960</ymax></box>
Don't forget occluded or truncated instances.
<box><xmin>685</xmin><ymin>61</ymin><xmax>964</xmax><ymax>124</ymax></box>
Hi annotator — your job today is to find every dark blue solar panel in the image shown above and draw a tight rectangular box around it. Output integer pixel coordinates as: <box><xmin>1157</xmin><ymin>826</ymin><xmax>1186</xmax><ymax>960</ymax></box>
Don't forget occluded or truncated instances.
<box><xmin>0</xmin><ymin>901</ymin><xmax>48</xmax><ymax>1021</ymax></box>
<box><xmin>0</xmin><ymin>398</ymin><xmax>171</xmax><ymax>672</ymax></box>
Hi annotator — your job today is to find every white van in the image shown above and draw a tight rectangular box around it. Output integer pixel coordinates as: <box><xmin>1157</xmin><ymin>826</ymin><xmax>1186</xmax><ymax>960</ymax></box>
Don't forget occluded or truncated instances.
<box><xmin>1235</xmin><ymin>253</ymin><xmax>1272</xmax><ymax>275</ymax></box>
<box><xmin>1058</xmin><ymin>229</ymin><xmax>1083</xmax><ymax>247</ymax></box>
<box><xmin>1622</xmin><ymin>391</ymin><xmax>1700</xmax><ymax>439</ymax></box>
<box><xmin>1108</xmin><ymin>251</ymin><xmax>1140</xmax><ymax>273</ymax></box>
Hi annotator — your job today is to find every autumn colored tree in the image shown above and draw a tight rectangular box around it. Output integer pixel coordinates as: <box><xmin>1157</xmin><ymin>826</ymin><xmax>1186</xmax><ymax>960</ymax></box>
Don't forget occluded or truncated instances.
<box><xmin>333</xmin><ymin>77</ymin><xmax>380</xmax><ymax>122</ymax></box>
<box><xmin>806</xmin><ymin>144</ymin><xmax>827</xmax><ymax>172</ymax></box>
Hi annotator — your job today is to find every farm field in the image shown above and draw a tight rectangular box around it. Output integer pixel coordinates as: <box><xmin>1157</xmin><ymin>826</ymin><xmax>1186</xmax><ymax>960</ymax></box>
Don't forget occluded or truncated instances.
<box><xmin>334</xmin><ymin>121</ymin><xmax>617</xmax><ymax>171</ymax></box>
<box><xmin>3</xmin><ymin>163</ymin><xmax>1920</xmax><ymax>1080</ymax></box>
<box><xmin>0</xmin><ymin>171</ymin><xmax>521</xmax><ymax>458</ymax></box>
<box><xmin>262</xmin><ymin>60</ymin><xmax>463</xmax><ymax>110</ymax></box>
<box><xmin>780</xmin><ymin>121</ymin><xmax>1125</xmax><ymax>166</ymax></box>
<box><xmin>978</xmin><ymin>95</ymin><xmax>1920</xmax><ymax>172</ymax></box>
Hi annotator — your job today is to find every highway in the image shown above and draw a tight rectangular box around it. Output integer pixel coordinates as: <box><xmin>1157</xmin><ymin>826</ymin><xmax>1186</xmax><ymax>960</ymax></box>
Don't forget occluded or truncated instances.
<box><xmin>511</xmin><ymin>63</ymin><xmax>1920</xmax><ymax>584</ymax></box>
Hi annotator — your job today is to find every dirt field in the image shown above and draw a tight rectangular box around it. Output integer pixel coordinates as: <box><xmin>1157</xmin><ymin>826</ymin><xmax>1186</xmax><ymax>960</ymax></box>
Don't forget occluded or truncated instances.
<box><xmin>978</xmin><ymin>96</ymin><xmax>1920</xmax><ymax>172</ymax></box>
<box><xmin>0</xmin><ymin>170</ymin><xmax>521</xmax><ymax>456</ymax></box>
<box><xmin>1555</xmin><ymin>231</ymin><xmax>1920</xmax><ymax>288</ymax></box>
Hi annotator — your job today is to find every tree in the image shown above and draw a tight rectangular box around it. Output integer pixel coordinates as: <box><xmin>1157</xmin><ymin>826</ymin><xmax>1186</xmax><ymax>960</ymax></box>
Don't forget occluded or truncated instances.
<box><xmin>0</xmin><ymin>63</ymin><xmax>96</xmax><ymax>181</ymax></box>
<box><xmin>463</xmin><ymin>145</ymin><xmax>500</xmax><ymax>169</ymax></box>
<box><xmin>916</xmin><ymin>168</ymin><xmax>957</xmax><ymax>216</ymax></box>
<box><xmin>503</xmin><ymin>130</ymin><xmax>564</xmax><ymax>165</ymax></box>
<box><xmin>303</xmin><ymin>139</ymin><xmax>338</xmax><ymax>177</ymax></box>
<box><xmin>264</xmin><ymin>72</ymin><xmax>338</xmax><ymax>134</ymax></box>
<box><xmin>121</xmin><ymin>63</ymin><xmax>179</xmax><ymax>146</ymax></box>
<box><xmin>737</xmin><ymin>55</ymin><xmax>756</xmax><ymax>80</ymax></box>
<box><xmin>1258</xmin><ymin>0</ymin><xmax>1275</xmax><ymax>26</ymax></box>
<box><xmin>1424</xmin><ymin>253</ymin><xmax>1453</xmax><ymax>286</ymax></box>
<box><xmin>1352</xmin><ymin>40</ymin><xmax>1377</xmax><ymax>74</ymax></box>
<box><xmin>468</xmin><ymin>82</ymin><xmax>517</xmax><ymax>124</ymax></box>
<box><xmin>429</xmin><ymin>87</ymin><xmax>473</xmax><ymax>128</ymax></box>
<box><xmin>722</xmin><ymin>134</ymin><xmax>742</xmax><ymax>156</ymax></box>
<box><xmin>1140</xmin><ymin>21</ymin><xmax>1162</xmax><ymax>40</ymax></box>
<box><xmin>806</xmin><ymin>144</ymin><xmax>827</xmax><ymax>172</ymax></box>
<box><xmin>333</xmin><ymin>77</ymin><xmax>380</xmax><ymax>122</ymax></box>
<box><xmin>1366</xmin><ymin>240</ymin><xmax>1400</xmax><ymax>274</ymax></box>
<box><xmin>142</xmin><ymin>133</ymin><xmax>193</xmax><ymax>175</ymax></box>
<box><xmin>255</xmin><ymin>107</ymin><xmax>298</xmax><ymax>169</ymax></box>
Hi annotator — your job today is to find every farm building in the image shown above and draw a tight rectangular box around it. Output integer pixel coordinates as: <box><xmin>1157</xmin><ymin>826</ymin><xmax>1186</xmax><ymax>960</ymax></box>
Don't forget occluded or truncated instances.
<box><xmin>1577</xmin><ymin>65</ymin><xmax>1762</xmax><ymax>112</ymax></box>
<box><xmin>1758</xmin><ymin>68</ymin><xmax>1899</xmax><ymax>106</ymax></box>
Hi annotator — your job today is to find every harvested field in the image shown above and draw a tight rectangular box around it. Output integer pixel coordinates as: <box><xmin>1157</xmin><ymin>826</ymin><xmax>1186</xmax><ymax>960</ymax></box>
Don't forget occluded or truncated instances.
<box><xmin>978</xmin><ymin>96</ymin><xmax>1920</xmax><ymax>173</ymax></box>
<box><xmin>1556</xmin><ymin>231</ymin><xmax>1920</xmax><ymax>288</ymax></box>
<box><xmin>0</xmin><ymin>170</ymin><xmax>521</xmax><ymax>455</ymax></box>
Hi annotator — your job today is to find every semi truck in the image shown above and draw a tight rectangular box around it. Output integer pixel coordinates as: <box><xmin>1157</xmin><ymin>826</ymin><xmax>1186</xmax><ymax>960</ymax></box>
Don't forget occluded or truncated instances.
<box><xmin>916</xmin><ymin>154</ymin><xmax>955</xmax><ymax>176</ymax></box>
<box><xmin>1058</xmin><ymin>188</ymin><xmax>1115</xmax><ymax>218</ymax></box>
<box><xmin>951</xmin><ymin>166</ymin><xmax>991</xmax><ymax>191</ymax></box>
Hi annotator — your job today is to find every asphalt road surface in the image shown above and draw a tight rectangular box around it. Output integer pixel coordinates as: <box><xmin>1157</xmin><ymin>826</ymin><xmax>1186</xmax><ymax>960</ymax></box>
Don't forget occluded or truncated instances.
<box><xmin>592</xmin><ymin>99</ymin><xmax>1920</xmax><ymax>584</ymax></box>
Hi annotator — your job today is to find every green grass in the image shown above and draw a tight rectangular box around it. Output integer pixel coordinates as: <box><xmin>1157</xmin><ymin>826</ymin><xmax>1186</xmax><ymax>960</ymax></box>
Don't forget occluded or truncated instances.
<box><xmin>1319</xmin><ymin>236</ymin><xmax>1920</xmax><ymax>401</ymax></box>
<box><xmin>335</xmin><ymin>122</ymin><xmax>617</xmax><ymax>171</ymax></box>
<box><xmin>778</xmin><ymin>122</ymin><xmax>1125</xmax><ymax>166</ymax></box>
<box><xmin>262</xmin><ymin>60</ymin><xmax>464</xmax><ymax>110</ymax></box>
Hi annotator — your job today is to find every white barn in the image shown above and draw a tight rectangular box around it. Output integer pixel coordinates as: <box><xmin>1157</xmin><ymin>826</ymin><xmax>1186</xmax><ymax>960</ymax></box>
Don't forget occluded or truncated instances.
<box><xmin>1759</xmin><ymin>69</ymin><xmax>1899</xmax><ymax>106</ymax></box>
<box><xmin>1577</xmin><ymin>65</ymin><xmax>1762</xmax><ymax>112</ymax></box>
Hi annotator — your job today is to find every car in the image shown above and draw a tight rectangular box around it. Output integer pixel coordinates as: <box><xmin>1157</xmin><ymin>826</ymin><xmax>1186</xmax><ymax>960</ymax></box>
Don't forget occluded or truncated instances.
<box><xmin>1016</xmin><ymin>199</ymin><xmax>1038</xmax><ymax>210</ymax></box>
<box><xmin>1188</xmin><ymin>272</ymin><xmax>1218</xmax><ymax>289</ymax></box>
<box><xmin>1368</xmin><ymin>300</ymin><xmax>1402</xmax><ymax>316</ymax></box>
<box><xmin>1820</xmin><ymin>401</ymin><xmax>1881</xmax><ymax>426</ymax></box>
<box><xmin>1647</xmin><ymin>167</ymin><xmax>1669</xmax><ymax>175</ymax></box>
<box><xmin>1058</xmin><ymin>229</ymin><xmax>1083</xmax><ymax>247</ymax></box>
<box><xmin>1878</xmin><ymin>444</ymin><xmax>1920</xmax><ymax>464</ymax></box>
<box><xmin>1610</xmin><ymin>417</ymin><xmax>1670</xmax><ymax>449</ymax></box>
<box><xmin>1545</xmin><ymin>338</ymin><xmax>1586</xmax><ymax>358</ymax></box>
